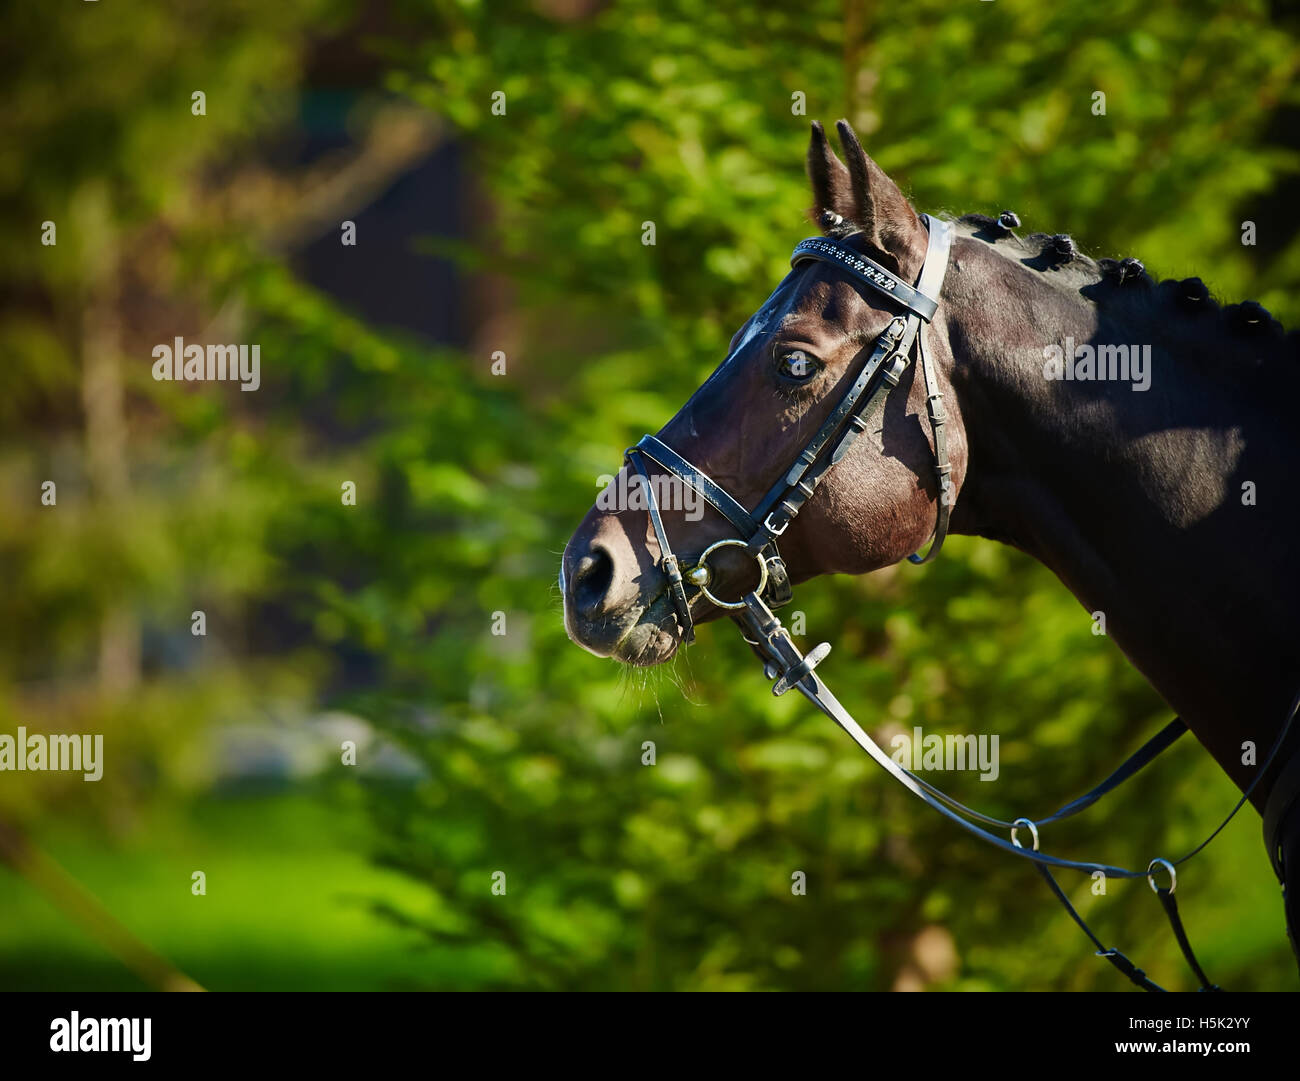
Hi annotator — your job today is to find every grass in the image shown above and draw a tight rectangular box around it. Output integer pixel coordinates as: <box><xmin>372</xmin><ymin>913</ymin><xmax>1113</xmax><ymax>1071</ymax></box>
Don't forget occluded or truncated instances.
<box><xmin>0</xmin><ymin>789</ymin><xmax>463</xmax><ymax>991</ymax></box>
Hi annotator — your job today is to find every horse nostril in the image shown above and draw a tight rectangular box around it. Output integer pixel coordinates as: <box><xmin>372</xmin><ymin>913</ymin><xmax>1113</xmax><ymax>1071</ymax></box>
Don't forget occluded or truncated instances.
<box><xmin>572</xmin><ymin>547</ymin><xmax>615</xmax><ymax>616</ymax></box>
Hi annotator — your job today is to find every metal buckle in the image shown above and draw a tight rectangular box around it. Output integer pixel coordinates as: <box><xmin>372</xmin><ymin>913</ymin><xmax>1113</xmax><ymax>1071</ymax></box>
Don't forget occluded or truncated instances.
<box><xmin>881</xmin><ymin>354</ymin><xmax>908</xmax><ymax>387</ymax></box>
<box><xmin>696</xmin><ymin>538</ymin><xmax>770</xmax><ymax>610</ymax></box>
<box><xmin>762</xmin><ymin>513</ymin><xmax>790</xmax><ymax>537</ymax></box>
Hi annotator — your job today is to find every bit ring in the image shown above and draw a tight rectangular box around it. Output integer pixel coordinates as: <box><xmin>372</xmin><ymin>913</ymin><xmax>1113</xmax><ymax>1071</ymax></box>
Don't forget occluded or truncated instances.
<box><xmin>694</xmin><ymin>539</ymin><xmax>769</xmax><ymax>610</ymax></box>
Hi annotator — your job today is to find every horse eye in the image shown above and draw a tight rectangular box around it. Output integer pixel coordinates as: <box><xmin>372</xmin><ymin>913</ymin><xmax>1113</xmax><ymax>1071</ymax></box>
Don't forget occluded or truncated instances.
<box><xmin>777</xmin><ymin>349</ymin><xmax>818</xmax><ymax>381</ymax></box>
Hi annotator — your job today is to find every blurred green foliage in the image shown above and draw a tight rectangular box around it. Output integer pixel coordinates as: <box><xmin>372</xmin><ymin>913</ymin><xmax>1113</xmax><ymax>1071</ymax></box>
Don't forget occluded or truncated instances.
<box><xmin>2</xmin><ymin>0</ymin><xmax>1298</xmax><ymax>990</ymax></box>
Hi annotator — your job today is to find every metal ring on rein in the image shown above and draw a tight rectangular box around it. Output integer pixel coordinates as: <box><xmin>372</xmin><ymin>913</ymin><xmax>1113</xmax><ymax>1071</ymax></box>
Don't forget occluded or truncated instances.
<box><xmin>1147</xmin><ymin>857</ymin><xmax>1176</xmax><ymax>895</ymax></box>
<box><xmin>1010</xmin><ymin>817</ymin><xmax>1040</xmax><ymax>852</ymax></box>
<box><xmin>691</xmin><ymin>538</ymin><xmax>769</xmax><ymax>610</ymax></box>
<box><xmin>1008</xmin><ymin>821</ymin><xmax>1040</xmax><ymax>852</ymax></box>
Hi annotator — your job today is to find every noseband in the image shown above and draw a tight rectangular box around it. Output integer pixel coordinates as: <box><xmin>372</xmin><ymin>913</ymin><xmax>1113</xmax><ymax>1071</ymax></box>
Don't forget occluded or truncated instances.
<box><xmin>613</xmin><ymin>212</ymin><xmax>1300</xmax><ymax>991</ymax></box>
<box><xmin>624</xmin><ymin>214</ymin><xmax>954</xmax><ymax>645</ymax></box>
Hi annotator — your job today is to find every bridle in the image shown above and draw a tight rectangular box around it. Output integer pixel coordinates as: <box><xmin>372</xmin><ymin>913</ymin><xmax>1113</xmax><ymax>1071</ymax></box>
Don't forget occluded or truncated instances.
<box><xmin>625</xmin><ymin>214</ymin><xmax>954</xmax><ymax>648</ymax></box>
<box><xmin>617</xmin><ymin>214</ymin><xmax>1300</xmax><ymax>990</ymax></box>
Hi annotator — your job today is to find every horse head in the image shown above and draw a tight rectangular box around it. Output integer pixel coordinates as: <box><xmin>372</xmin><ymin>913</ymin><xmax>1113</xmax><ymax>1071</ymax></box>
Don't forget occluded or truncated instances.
<box><xmin>562</xmin><ymin>120</ymin><xmax>966</xmax><ymax>665</ymax></box>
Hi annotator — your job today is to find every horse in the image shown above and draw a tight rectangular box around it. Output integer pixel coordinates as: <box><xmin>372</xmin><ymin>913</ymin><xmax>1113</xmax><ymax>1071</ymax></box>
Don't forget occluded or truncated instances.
<box><xmin>561</xmin><ymin>119</ymin><xmax>1300</xmax><ymax>988</ymax></box>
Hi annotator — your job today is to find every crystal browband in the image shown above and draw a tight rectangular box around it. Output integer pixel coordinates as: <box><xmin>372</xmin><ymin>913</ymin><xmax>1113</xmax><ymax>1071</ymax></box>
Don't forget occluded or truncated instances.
<box><xmin>791</xmin><ymin>236</ymin><xmax>939</xmax><ymax>322</ymax></box>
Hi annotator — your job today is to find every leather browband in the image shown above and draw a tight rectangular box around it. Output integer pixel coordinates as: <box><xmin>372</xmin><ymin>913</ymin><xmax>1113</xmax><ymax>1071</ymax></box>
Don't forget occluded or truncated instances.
<box><xmin>791</xmin><ymin>236</ymin><xmax>940</xmax><ymax>322</ymax></box>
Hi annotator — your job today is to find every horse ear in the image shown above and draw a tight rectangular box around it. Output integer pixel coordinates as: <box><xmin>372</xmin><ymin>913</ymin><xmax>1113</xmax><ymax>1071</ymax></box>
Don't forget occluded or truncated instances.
<box><xmin>807</xmin><ymin>121</ymin><xmax>856</xmax><ymax>230</ymax></box>
<box><xmin>834</xmin><ymin>119</ymin><xmax>925</xmax><ymax>273</ymax></box>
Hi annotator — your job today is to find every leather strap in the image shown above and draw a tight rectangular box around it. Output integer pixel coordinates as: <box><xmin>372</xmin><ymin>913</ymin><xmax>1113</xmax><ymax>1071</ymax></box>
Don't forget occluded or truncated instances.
<box><xmin>735</xmin><ymin>588</ymin><xmax>1183</xmax><ymax>875</ymax></box>
<box><xmin>733</xmin><ymin>586</ymin><xmax>1300</xmax><ymax>989</ymax></box>
<box><xmin>1154</xmin><ymin>887</ymin><xmax>1220</xmax><ymax>991</ymax></box>
<box><xmin>907</xmin><ymin>330</ymin><xmax>952</xmax><ymax>563</ymax></box>
<box><xmin>912</xmin><ymin>216</ymin><xmax>953</xmax><ymax>318</ymax></box>
<box><xmin>627</xmin><ymin>216</ymin><xmax>955</xmax><ymax>632</ymax></box>
<box><xmin>634</xmin><ymin>435</ymin><xmax>759</xmax><ymax>537</ymax></box>
<box><xmin>774</xmin><ymin>321</ymin><xmax>907</xmax><ymax>495</ymax></box>
<box><xmin>627</xmin><ymin>436</ymin><xmax>793</xmax><ymax>639</ymax></box>
<box><xmin>1034</xmin><ymin>864</ymin><xmax>1166</xmax><ymax>992</ymax></box>
<box><xmin>751</xmin><ymin>322</ymin><xmax>906</xmax><ymax>516</ymax></box>
<box><xmin>1038</xmin><ymin>719</ymin><xmax>1187</xmax><ymax>825</ymax></box>
<box><xmin>907</xmin><ymin>216</ymin><xmax>954</xmax><ymax>563</ymax></box>
<box><xmin>751</xmin><ymin>341</ymin><xmax>907</xmax><ymax>536</ymax></box>
<box><xmin>626</xmin><ymin>446</ymin><xmax>695</xmax><ymax>644</ymax></box>
<box><xmin>792</xmin><ymin>236</ymin><xmax>940</xmax><ymax>321</ymax></box>
<box><xmin>1263</xmin><ymin>738</ymin><xmax>1300</xmax><ymax>880</ymax></box>
<box><xmin>753</xmin><ymin>217</ymin><xmax>954</xmax><ymax>544</ymax></box>
<box><xmin>735</xmin><ymin>588</ymin><xmax>1300</xmax><ymax>874</ymax></box>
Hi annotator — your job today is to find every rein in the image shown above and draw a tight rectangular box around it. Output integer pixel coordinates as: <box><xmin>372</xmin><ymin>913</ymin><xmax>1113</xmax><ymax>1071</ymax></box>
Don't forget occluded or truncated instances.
<box><xmin>620</xmin><ymin>216</ymin><xmax>1300</xmax><ymax>990</ymax></box>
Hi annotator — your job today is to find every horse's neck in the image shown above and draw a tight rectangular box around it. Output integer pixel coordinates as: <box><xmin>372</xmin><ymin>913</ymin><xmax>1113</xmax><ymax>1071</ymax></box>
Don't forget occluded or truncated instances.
<box><xmin>947</xmin><ymin>248</ymin><xmax>1300</xmax><ymax>801</ymax></box>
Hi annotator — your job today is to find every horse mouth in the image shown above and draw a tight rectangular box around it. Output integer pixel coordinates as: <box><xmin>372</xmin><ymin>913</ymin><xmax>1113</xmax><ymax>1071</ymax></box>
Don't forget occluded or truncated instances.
<box><xmin>561</xmin><ymin>562</ymin><xmax>686</xmax><ymax>666</ymax></box>
<box><xmin>611</xmin><ymin>591</ymin><xmax>688</xmax><ymax>666</ymax></box>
